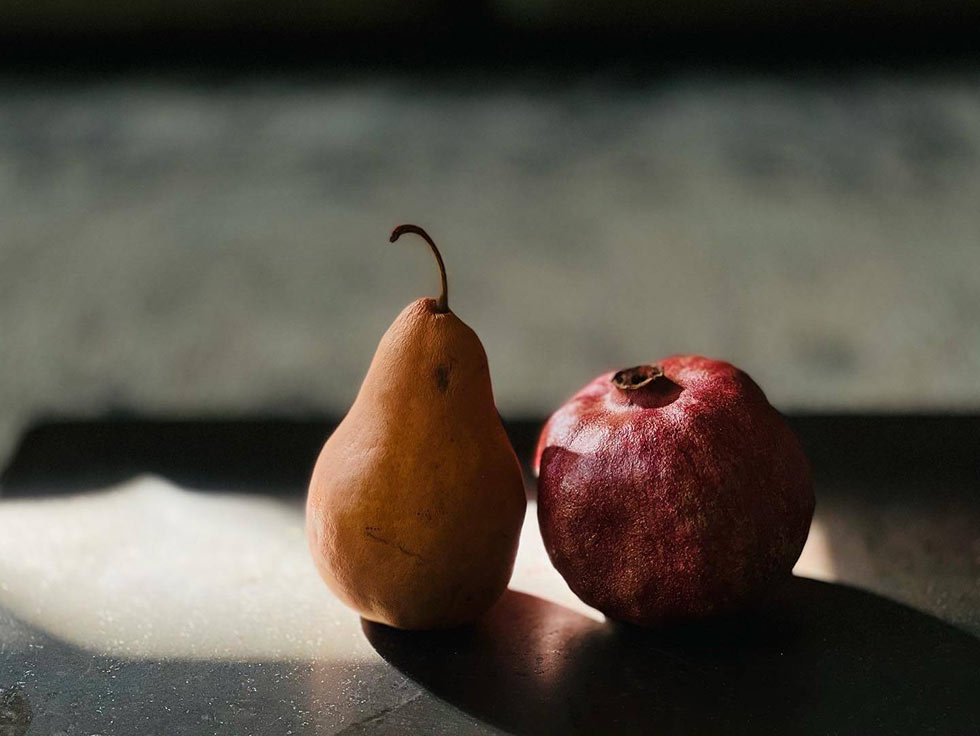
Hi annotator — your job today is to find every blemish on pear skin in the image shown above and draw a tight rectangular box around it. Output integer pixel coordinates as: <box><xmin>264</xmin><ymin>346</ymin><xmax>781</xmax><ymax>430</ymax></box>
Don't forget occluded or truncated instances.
<box><xmin>364</xmin><ymin>530</ymin><xmax>425</xmax><ymax>562</ymax></box>
<box><xmin>435</xmin><ymin>363</ymin><xmax>452</xmax><ymax>392</ymax></box>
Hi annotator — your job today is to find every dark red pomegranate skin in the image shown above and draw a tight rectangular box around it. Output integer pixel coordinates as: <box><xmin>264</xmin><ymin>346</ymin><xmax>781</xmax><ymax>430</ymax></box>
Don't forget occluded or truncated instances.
<box><xmin>535</xmin><ymin>356</ymin><xmax>814</xmax><ymax>627</ymax></box>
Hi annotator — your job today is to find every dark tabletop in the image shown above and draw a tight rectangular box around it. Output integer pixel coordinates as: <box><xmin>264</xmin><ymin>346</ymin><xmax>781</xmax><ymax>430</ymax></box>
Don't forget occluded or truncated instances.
<box><xmin>0</xmin><ymin>415</ymin><xmax>978</xmax><ymax>735</ymax></box>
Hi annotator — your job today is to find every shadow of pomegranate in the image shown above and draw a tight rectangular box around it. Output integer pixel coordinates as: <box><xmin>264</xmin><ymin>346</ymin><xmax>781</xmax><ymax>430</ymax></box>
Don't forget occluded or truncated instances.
<box><xmin>362</xmin><ymin>578</ymin><xmax>980</xmax><ymax>735</ymax></box>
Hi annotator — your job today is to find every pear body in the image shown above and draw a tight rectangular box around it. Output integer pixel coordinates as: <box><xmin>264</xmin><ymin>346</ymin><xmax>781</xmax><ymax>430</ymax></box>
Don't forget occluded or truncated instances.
<box><xmin>307</xmin><ymin>298</ymin><xmax>526</xmax><ymax>629</ymax></box>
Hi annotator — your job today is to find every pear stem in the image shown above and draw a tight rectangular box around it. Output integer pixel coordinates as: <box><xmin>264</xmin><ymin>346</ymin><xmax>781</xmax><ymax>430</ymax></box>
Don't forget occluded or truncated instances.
<box><xmin>389</xmin><ymin>224</ymin><xmax>449</xmax><ymax>313</ymax></box>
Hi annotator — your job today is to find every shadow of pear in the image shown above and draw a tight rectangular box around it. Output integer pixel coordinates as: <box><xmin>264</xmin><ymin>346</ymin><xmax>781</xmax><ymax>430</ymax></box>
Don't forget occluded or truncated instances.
<box><xmin>362</xmin><ymin>579</ymin><xmax>980</xmax><ymax>735</ymax></box>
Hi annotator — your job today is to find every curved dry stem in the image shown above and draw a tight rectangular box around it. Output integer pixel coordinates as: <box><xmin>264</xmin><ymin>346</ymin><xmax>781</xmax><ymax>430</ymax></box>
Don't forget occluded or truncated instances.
<box><xmin>389</xmin><ymin>224</ymin><xmax>449</xmax><ymax>313</ymax></box>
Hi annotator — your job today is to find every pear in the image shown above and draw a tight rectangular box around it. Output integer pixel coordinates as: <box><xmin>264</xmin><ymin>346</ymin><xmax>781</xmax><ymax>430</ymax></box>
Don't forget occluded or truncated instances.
<box><xmin>307</xmin><ymin>225</ymin><xmax>526</xmax><ymax>629</ymax></box>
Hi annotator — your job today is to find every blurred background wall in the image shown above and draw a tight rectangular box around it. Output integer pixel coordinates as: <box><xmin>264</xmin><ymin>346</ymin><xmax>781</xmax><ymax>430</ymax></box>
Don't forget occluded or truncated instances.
<box><xmin>2</xmin><ymin>1</ymin><xmax>979</xmax><ymax>461</ymax></box>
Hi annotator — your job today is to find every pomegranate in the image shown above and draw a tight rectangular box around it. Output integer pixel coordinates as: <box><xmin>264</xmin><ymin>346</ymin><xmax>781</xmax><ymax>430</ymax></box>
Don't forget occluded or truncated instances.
<box><xmin>535</xmin><ymin>356</ymin><xmax>814</xmax><ymax>627</ymax></box>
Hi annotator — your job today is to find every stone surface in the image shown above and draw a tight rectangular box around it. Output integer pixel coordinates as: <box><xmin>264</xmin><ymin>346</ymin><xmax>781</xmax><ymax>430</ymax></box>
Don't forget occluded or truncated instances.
<box><xmin>0</xmin><ymin>474</ymin><xmax>977</xmax><ymax>734</ymax></box>
<box><xmin>2</xmin><ymin>73</ymin><xmax>980</xmax><ymax>463</ymax></box>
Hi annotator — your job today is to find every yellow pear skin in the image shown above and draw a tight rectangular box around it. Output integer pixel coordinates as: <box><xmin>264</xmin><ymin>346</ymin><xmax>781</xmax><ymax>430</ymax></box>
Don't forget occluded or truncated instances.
<box><xmin>306</xmin><ymin>225</ymin><xmax>526</xmax><ymax>629</ymax></box>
